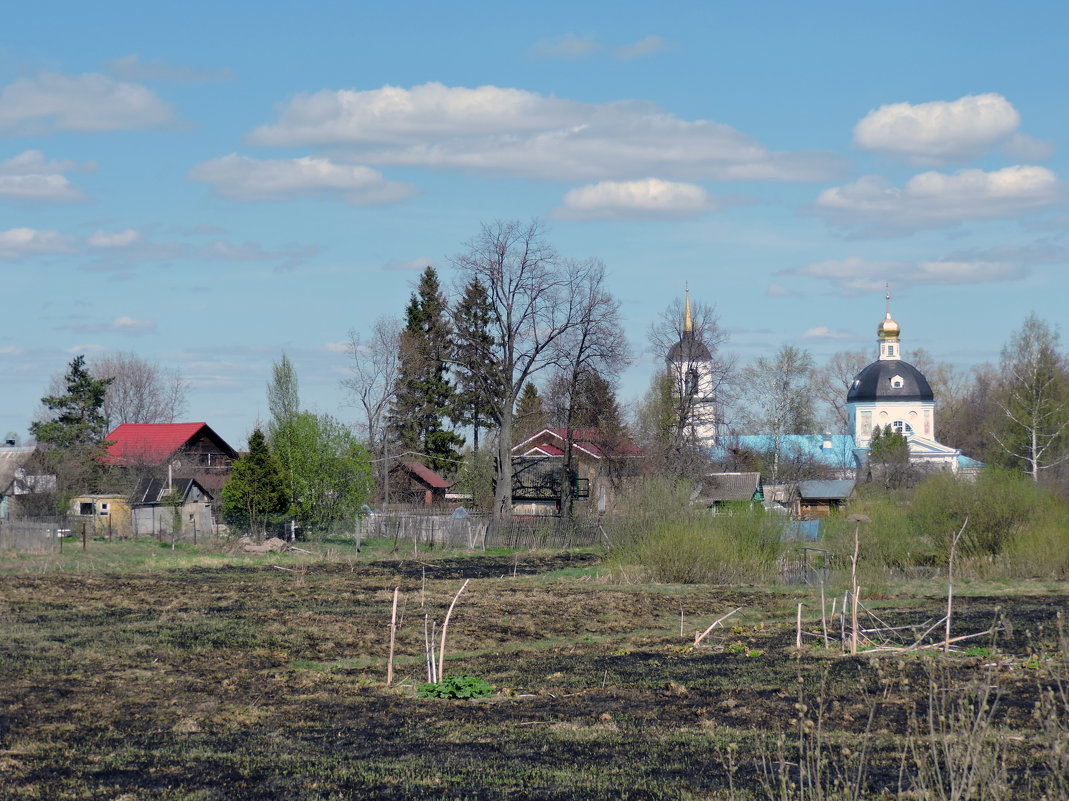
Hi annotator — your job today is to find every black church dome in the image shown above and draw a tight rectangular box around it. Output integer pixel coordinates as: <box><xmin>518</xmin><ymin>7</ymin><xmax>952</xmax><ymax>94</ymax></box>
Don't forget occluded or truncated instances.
<box><xmin>847</xmin><ymin>360</ymin><xmax>933</xmax><ymax>404</ymax></box>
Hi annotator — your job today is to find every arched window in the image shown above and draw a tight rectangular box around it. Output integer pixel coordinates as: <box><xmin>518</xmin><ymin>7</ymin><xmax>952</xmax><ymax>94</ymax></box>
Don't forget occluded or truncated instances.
<box><xmin>891</xmin><ymin>421</ymin><xmax>913</xmax><ymax>434</ymax></box>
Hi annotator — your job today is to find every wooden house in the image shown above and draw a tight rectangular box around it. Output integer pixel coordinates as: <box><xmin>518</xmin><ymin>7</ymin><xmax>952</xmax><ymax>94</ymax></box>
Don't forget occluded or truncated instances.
<box><xmin>387</xmin><ymin>461</ymin><xmax>452</xmax><ymax>506</ymax></box>
<box><xmin>105</xmin><ymin>422</ymin><xmax>238</xmax><ymax>497</ymax></box>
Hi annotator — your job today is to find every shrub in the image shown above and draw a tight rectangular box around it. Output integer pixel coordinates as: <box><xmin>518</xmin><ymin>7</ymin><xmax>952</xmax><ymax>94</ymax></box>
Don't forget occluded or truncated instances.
<box><xmin>417</xmin><ymin>674</ymin><xmax>492</xmax><ymax>699</ymax></box>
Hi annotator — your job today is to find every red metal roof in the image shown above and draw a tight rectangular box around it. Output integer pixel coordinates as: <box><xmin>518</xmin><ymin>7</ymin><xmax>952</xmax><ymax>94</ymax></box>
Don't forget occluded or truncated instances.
<box><xmin>512</xmin><ymin>427</ymin><xmax>644</xmax><ymax>459</ymax></box>
<box><xmin>394</xmin><ymin>460</ymin><xmax>452</xmax><ymax>489</ymax></box>
<box><xmin>105</xmin><ymin>422</ymin><xmax>215</xmax><ymax>464</ymax></box>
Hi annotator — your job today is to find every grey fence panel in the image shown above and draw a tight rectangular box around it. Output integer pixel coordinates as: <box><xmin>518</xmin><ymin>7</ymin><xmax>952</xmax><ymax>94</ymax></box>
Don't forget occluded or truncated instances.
<box><xmin>0</xmin><ymin>518</ymin><xmax>67</xmax><ymax>554</ymax></box>
<box><xmin>359</xmin><ymin>513</ymin><xmax>489</xmax><ymax>549</ymax></box>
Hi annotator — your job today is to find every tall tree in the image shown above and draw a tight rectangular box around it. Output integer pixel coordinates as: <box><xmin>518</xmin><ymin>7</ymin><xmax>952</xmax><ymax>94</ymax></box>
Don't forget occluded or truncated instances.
<box><xmin>546</xmin><ymin>261</ymin><xmax>630</xmax><ymax>517</ymax></box>
<box><xmin>737</xmin><ymin>345</ymin><xmax>816</xmax><ymax>484</ymax></box>
<box><xmin>91</xmin><ymin>352</ymin><xmax>187</xmax><ymax>428</ymax></box>
<box><xmin>811</xmin><ymin>349</ymin><xmax>868</xmax><ymax>435</ymax></box>
<box><xmin>992</xmin><ymin>315</ymin><xmax>1069</xmax><ymax>483</ymax></box>
<box><xmin>452</xmin><ymin>220</ymin><xmax>596</xmax><ymax>518</ymax></box>
<box><xmin>221</xmin><ymin>428</ymin><xmax>285</xmax><ymax>537</ymax></box>
<box><xmin>389</xmin><ymin>266</ymin><xmax>464</xmax><ymax>474</ymax></box>
<box><xmin>513</xmin><ymin>382</ymin><xmax>548</xmax><ymax>444</ymax></box>
<box><xmin>31</xmin><ymin>355</ymin><xmax>113</xmax><ymax>450</ymax></box>
<box><xmin>267</xmin><ymin>352</ymin><xmax>303</xmax><ymax>520</ymax></box>
<box><xmin>452</xmin><ymin>276</ymin><xmax>502</xmax><ymax>454</ymax></box>
<box><xmin>341</xmin><ymin>316</ymin><xmax>402</xmax><ymax>495</ymax></box>
<box><xmin>267</xmin><ymin>352</ymin><xmax>300</xmax><ymax>432</ymax></box>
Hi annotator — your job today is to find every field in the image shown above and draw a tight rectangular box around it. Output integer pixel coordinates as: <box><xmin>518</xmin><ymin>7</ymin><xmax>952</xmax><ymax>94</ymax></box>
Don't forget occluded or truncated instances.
<box><xmin>1</xmin><ymin>538</ymin><xmax>1067</xmax><ymax>800</ymax></box>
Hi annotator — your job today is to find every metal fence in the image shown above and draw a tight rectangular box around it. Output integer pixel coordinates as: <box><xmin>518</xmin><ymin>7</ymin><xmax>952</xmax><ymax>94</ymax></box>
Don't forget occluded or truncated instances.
<box><xmin>0</xmin><ymin>517</ymin><xmax>68</xmax><ymax>554</ymax></box>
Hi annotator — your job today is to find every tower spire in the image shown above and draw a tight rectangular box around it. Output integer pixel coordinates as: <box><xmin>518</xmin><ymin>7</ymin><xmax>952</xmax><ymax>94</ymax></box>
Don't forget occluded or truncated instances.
<box><xmin>684</xmin><ymin>284</ymin><xmax>693</xmax><ymax>334</ymax></box>
<box><xmin>877</xmin><ymin>283</ymin><xmax>901</xmax><ymax>360</ymax></box>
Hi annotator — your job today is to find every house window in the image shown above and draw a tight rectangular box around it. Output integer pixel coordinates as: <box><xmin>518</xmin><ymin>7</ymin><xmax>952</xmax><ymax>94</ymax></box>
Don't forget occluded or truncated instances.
<box><xmin>79</xmin><ymin>502</ymin><xmax>93</xmax><ymax>515</ymax></box>
<box><xmin>100</xmin><ymin>503</ymin><xmax>109</xmax><ymax>513</ymax></box>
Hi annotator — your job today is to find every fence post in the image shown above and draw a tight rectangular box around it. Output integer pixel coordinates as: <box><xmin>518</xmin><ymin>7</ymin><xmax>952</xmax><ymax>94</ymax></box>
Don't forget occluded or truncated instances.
<box><xmin>82</xmin><ymin>521</ymin><xmax>86</xmax><ymax>551</ymax></box>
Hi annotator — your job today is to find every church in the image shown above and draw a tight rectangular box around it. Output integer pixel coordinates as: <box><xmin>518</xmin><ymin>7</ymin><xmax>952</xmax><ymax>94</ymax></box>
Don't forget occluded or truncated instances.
<box><xmin>846</xmin><ymin>293</ymin><xmax>975</xmax><ymax>473</ymax></box>
<box><xmin>666</xmin><ymin>289</ymin><xmax>721</xmax><ymax>445</ymax></box>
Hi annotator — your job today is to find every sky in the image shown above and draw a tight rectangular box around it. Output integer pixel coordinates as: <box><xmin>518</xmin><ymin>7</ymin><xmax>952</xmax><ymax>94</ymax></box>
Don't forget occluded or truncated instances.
<box><xmin>2</xmin><ymin>1</ymin><xmax>1068</xmax><ymax>450</ymax></box>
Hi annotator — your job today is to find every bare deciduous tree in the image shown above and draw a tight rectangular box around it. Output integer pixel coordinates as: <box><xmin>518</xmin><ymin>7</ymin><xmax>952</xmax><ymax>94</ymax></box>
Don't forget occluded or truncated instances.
<box><xmin>341</xmin><ymin>317</ymin><xmax>402</xmax><ymax>483</ymax></box>
<box><xmin>90</xmin><ymin>352</ymin><xmax>187</xmax><ymax>429</ymax></box>
<box><xmin>546</xmin><ymin>260</ymin><xmax>630</xmax><ymax>517</ymax></box>
<box><xmin>452</xmin><ymin>219</ymin><xmax>593</xmax><ymax>519</ymax></box>
<box><xmin>811</xmin><ymin>349</ymin><xmax>868</xmax><ymax>435</ymax></box>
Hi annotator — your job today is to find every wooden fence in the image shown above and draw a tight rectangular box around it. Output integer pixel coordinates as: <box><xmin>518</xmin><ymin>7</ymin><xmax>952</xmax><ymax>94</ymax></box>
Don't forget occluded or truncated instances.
<box><xmin>360</xmin><ymin>513</ymin><xmax>490</xmax><ymax>549</ymax></box>
<box><xmin>485</xmin><ymin>517</ymin><xmax>605</xmax><ymax>550</ymax></box>
<box><xmin>0</xmin><ymin>517</ymin><xmax>67</xmax><ymax>554</ymax></box>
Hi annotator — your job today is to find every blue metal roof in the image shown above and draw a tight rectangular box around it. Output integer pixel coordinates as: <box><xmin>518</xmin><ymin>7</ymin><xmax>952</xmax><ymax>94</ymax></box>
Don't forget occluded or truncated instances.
<box><xmin>713</xmin><ymin>434</ymin><xmax>859</xmax><ymax>469</ymax></box>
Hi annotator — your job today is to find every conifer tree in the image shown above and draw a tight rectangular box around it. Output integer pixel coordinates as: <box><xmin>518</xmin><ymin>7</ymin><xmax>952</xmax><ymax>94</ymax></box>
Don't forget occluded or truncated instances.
<box><xmin>452</xmin><ymin>277</ymin><xmax>502</xmax><ymax>453</ymax></box>
<box><xmin>389</xmin><ymin>267</ymin><xmax>464</xmax><ymax>474</ymax></box>
<box><xmin>222</xmin><ymin>428</ymin><xmax>285</xmax><ymax>537</ymax></box>
<box><xmin>513</xmin><ymin>382</ymin><xmax>547</xmax><ymax>444</ymax></box>
<box><xmin>31</xmin><ymin>355</ymin><xmax>113</xmax><ymax>450</ymax></box>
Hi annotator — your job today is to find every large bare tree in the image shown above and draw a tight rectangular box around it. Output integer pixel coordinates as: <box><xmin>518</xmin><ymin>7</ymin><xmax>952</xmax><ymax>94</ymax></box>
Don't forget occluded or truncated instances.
<box><xmin>811</xmin><ymin>349</ymin><xmax>868</xmax><ymax>435</ymax></box>
<box><xmin>452</xmin><ymin>220</ymin><xmax>593</xmax><ymax>519</ymax></box>
<box><xmin>546</xmin><ymin>260</ymin><xmax>630</xmax><ymax>517</ymax></box>
<box><xmin>90</xmin><ymin>352</ymin><xmax>187</xmax><ymax>429</ymax></box>
<box><xmin>341</xmin><ymin>316</ymin><xmax>402</xmax><ymax>495</ymax></box>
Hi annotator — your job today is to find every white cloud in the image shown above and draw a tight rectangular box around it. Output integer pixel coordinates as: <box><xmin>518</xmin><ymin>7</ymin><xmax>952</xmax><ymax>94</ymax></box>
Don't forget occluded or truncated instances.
<box><xmin>795</xmin><ymin>256</ymin><xmax>1027</xmax><ymax>293</ymax></box>
<box><xmin>0</xmin><ymin>227</ymin><xmax>77</xmax><ymax>258</ymax></box>
<box><xmin>0</xmin><ymin>150</ymin><xmax>93</xmax><ymax>203</ymax></box>
<box><xmin>1002</xmin><ymin>132</ymin><xmax>1057</xmax><ymax>162</ymax></box>
<box><xmin>247</xmin><ymin>82</ymin><xmax>844</xmax><ymax>182</ymax></box>
<box><xmin>67</xmin><ymin>316</ymin><xmax>157</xmax><ymax>335</ymax></box>
<box><xmin>554</xmin><ymin>178</ymin><xmax>715</xmax><ymax>220</ymax></box>
<box><xmin>812</xmin><ymin>166</ymin><xmax>1061</xmax><ymax>233</ymax></box>
<box><xmin>188</xmin><ymin>154</ymin><xmax>417</xmax><ymax>205</ymax></box>
<box><xmin>104</xmin><ymin>55</ymin><xmax>232</xmax><ymax>84</ymax></box>
<box><xmin>766</xmin><ymin>283</ymin><xmax>795</xmax><ymax>297</ymax></box>
<box><xmin>88</xmin><ymin>229</ymin><xmax>143</xmax><ymax>248</ymax></box>
<box><xmin>853</xmin><ymin>93</ymin><xmax>1020</xmax><ymax>163</ymax></box>
<box><xmin>382</xmin><ymin>257</ymin><xmax>432</xmax><ymax>271</ymax></box>
<box><xmin>529</xmin><ymin>34</ymin><xmax>600</xmax><ymax>59</ymax></box>
<box><xmin>0</xmin><ymin>72</ymin><xmax>175</xmax><ymax>134</ymax></box>
<box><xmin>197</xmin><ymin>237</ymin><xmax>321</xmax><ymax>270</ymax></box>
<box><xmin>802</xmin><ymin>326</ymin><xmax>853</xmax><ymax>340</ymax></box>
<box><xmin>616</xmin><ymin>35</ymin><xmax>673</xmax><ymax>59</ymax></box>
<box><xmin>324</xmin><ymin>340</ymin><xmax>350</xmax><ymax>353</ymax></box>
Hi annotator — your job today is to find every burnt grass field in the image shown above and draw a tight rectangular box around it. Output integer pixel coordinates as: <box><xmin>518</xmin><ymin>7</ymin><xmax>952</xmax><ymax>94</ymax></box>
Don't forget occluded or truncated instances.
<box><xmin>1</xmin><ymin>545</ymin><xmax>1067</xmax><ymax>800</ymax></box>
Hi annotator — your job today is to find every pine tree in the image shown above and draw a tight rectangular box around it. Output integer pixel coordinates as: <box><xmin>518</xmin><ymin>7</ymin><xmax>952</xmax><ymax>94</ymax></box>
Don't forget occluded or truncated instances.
<box><xmin>31</xmin><ymin>355</ymin><xmax>113</xmax><ymax>450</ymax></box>
<box><xmin>222</xmin><ymin>428</ymin><xmax>285</xmax><ymax>537</ymax></box>
<box><xmin>453</xmin><ymin>277</ymin><xmax>502</xmax><ymax>453</ymax></box>
<box><xmin>389</xmin><ymin>267</ymin><xmax>464</xmax><ymax>474</ymax></box>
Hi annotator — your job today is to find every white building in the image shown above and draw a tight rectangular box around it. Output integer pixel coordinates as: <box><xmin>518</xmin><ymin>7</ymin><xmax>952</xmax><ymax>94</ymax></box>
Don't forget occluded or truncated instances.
<box><xmin>666</xmin><ymin>289</ymin><xmax>720</xmax><ymax>446</ymax></box>
<box><xmin>846</xmin><ymin>293</ymin><xmax>967</xmax><ymax>471</ymax></box>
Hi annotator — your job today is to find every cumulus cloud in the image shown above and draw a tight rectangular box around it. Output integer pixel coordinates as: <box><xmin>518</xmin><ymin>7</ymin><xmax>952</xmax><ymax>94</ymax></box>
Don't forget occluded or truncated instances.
<box><xmin>529</xmin><ymin>33</ymin><xmax>600</xmax><ymax>59</ymax></box>
<box><xmin>104</xmin><ymin>55</ymin><xmax>232</xmax><ymax>84</ymax></box>
<box><xmin>615</xmin><ymin>35</ymin><xmax>673</xmax><ymax>59</ymax></box>
<box><xmin>553</xmin><ymin>178</ymin><xmax>716</xmax><ymax>220</ymax></box>
<box><xmin>188</xmin><ymin>154</ymin><xmax>417</xmax><ymax>205</ymax></box>
<box><xmin>0</xmin><ymin>150</ymin><xmax>94</xmax><ymax>203</ymax></box>
<box><xmin>794</xmin><ymin>256</ymin><xmax>1027</xmax><ymax>293</ymax></box>
<box><xmin>67</xmin><ymin>316</ymin><xmax>157</xmax><ymax>335</ymax></box>
<box><xmin>853</xmin><ymin>93</ymin><xmax>1020</xmax><ymax>163</ymax></box>
<box><xmin>0</xmin><ymin>72</ymin><xmax>175</xmax><ymax>134</ymax></box>
<box><xmin>1002</xmin><ymin>132</ymin><xmax>1056</xmax><ymax>162</ymax></box>
<box><xmin>0</xmin><ymin>227</ymin><xmax>77</xmax><ymax>259</ymax></box>
<box><xmin>812</xmin><ymin>165</ymin><xmax>1061</xmax><ymax>234</ymax></box>
<box><xmin>246</xmin><ymin>82</ymin><xmax>843</xmax><ymax>182</ymax></box>
<box><xmin>766</xmin><ymin>283</ymin><xmax>796</xmax><ymax>297</ymax></box>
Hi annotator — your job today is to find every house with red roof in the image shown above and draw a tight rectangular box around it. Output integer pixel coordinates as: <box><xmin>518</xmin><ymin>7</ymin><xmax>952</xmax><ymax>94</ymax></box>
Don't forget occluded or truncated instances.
<box><xmin>105</xmin><ymin>422</ymin><xmax>238</xmax><ymax>495</ymax></box>
<box><xmin>387</xmin><ymin>460</ymin><xmax>452</xmax><ymax>506</ymax></box>
<box><xmin>511</xmin><ymin>427</ymin><xmax>644</xmax><ymax>516</ymax></box>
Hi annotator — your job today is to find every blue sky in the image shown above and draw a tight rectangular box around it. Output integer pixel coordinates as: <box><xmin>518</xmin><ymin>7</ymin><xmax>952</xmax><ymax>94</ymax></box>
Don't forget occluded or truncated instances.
<box><xmin>2</xmin><ymin>1</ymin><xmax>1067</xmax><ymax>449</ymax></box>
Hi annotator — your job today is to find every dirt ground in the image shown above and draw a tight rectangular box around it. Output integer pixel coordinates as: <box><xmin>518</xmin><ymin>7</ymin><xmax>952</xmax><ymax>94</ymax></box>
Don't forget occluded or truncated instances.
<box><xmin>0</xmin><ymin>549</ymin><xmax>1066</xmax><ymax>800</ymax></box>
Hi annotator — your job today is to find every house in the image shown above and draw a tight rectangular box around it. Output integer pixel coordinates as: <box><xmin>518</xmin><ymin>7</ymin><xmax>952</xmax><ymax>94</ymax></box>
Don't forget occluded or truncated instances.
<box><xmin>69</xmin><ymin>493</ymin><xmax>131</xmax><ymax>536</ymax></box>
<box><xmin>511</xmin><ymin>427</ymin><xmax>644</xmax><ymax>516</ymax></box>
<box><xmin>387</xmin><ymin>461</ymin><xmax>452</xmax><ymax>506</ymax></box>
<box><xmin>695</xmin><ymin>472</ymin><xmax>762</xmax><ymax>514</ymax></box>
<box><xmin>128</xmin><ymin>477</ymin><xmax>213</xmax><ymax>539</ymax></box>
<box><xmin>105</xmin><ymin>422</ymin><xmax>238</xmax><ymax>496</ymax></box>
<box><xmin>789</xmin><ymin>480</ymin><xmax>855</xmax><ymax>519</ymax></box>
<box><xmin>0</xmin><ymin>445</ymin><xmax>56</xmax><ymax>519</ymax></box>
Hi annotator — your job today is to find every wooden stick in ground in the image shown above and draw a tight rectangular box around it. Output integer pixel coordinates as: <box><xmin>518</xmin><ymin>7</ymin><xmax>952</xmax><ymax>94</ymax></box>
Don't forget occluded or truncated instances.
<box><xmin>796</xmin><ymin>602</ymin><xmax>805</xmax><ymax>649</ymax></box>
<box><xmin>387</xmin><ymin>586</ymin><xmax>399</xmax><ymax>687</ymax></box>
<box><xmin>851</xmin><ymin>523</ymin><xmax>860</xmax><ymax>655</ymax></box>
<box><xmin>821</xmin><ymin>581</ymin><xmax>829</xmax><ymax>649</ymax></box>
<box><xmin>437</xmin><ymin>578</ymin><xmax>470</xmax><ymax>682</ymax></box>
<box><xmin>693</xmin><ymin>607</ymin><xmax>743</xmax><ymax>647</ymax></box>
<box><xmin>945</xmin><ymin>516</ymin><xmax>968</xmax><ymax>654</ymax></box>
<box><xmin>424</xmin><ymin>614</ymin><xmax>433</xmax><ymax>683</ymax></box>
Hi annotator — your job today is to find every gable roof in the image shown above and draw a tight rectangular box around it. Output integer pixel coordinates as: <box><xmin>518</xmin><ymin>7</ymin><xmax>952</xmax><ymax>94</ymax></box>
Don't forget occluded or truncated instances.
<box><xmin>105</xmin><ymin>423</ymin><xmax>236</xmax><ymax>465</ymax></box>
<box><xmin>697</xmin><ymin>472</ymin><xmax>762</xmax><ymax>503</ymax></box>
<box><xmin>512</xmin><ymin>427</ymin><xmax>643</xmax><ymax>460</ymax></box>
<box><xmin>130</xmin><ymin>476</ymin><xmax>212</xmax><ymax>505</ymax></box>
<box><xmin>796</xmin><ymin>480</ymin><xmax>855</xmax><ymax>501</ymax></box>
<box><xmin>391</xmin><ymin>460</ymin><xmax>451</xmax><ymax>489</ymax></box>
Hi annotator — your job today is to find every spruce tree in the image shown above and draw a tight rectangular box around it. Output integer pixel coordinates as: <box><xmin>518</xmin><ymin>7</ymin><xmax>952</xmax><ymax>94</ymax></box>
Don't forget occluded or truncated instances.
<box><xmin>453</xmin><ymin>277</ymin><xmax>502</xmax><ymax>453</ymax></box>
<box><xmin>389</xmin><ymin>267</ymin><xmax>464</xmax><ymax>474</ymax></box>
<box><xmin>222</xmin><ymin>428</ymin><xmax>285</xmax><ymax>537</ymax></box>
<box><xmin>513</xmin><ymin>382</ymin><xmax>547</xmax><ymax>444</ymax></box>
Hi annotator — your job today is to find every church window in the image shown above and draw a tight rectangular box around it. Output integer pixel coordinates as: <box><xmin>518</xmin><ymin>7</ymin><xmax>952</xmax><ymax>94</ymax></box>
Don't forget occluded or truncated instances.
<box><xmin>888</xmin><ymin>345</ymin><xmax>895</xmax><ymax>357</ymax></box>
<box><xmin>889</xmin><ymin>375</ymin><xmax>904</xmax><ymax>389</ymax></box>
<box><xmin>892</xmin><ymin>421</ymin><xmax>913</xmax><ymax>434</ymax></box>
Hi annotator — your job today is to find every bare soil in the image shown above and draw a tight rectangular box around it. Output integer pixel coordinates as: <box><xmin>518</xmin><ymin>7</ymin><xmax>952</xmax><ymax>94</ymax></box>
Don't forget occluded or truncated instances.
<box><xmin>0</xmin><ymin>548</ymin><xmax>1066</xmax><ymax>799</ymax></box>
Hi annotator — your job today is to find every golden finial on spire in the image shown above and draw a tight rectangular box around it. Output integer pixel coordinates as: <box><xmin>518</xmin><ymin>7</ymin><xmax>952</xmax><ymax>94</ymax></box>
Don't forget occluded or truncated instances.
<box><xmin>877</xmin><ymin>282</ymin><xmax>900</xmax><ymax>340</ymax></box>
<box><xmin>684</xmin><ymin>285</ymin><xmax>693</xmax><ymax>334</ymax></box>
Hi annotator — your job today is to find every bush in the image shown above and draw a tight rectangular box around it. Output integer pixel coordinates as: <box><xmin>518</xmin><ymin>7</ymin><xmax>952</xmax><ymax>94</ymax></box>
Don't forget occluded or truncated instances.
<box><xmin>417</xmin><ymin>674</ymin><xmax>493</xmax><ymax>699</ymax></box>
<box><xmin>607</xmin><ymin>508</ymin><xmax>784</xmax><ymax>585</ymax></box>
